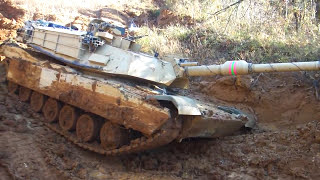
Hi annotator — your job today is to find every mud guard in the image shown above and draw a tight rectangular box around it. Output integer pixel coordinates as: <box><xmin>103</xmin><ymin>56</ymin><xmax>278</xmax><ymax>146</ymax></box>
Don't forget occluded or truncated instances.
<box><xmin>146</xmin><ymin>95</ymin><xmax>201</xmax><ymax>115</ymax></box>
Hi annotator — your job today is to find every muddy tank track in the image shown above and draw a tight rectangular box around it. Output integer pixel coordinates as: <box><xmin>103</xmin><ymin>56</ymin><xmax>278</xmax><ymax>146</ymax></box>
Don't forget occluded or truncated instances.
<box><xmin>46</xmin><ymin>121</ymin><xmax>180</xmax><ymax>155</ymax></box>
<box><xmin>8</xmin><ymin>81</ymin><xmax>181</xmax><ymax>155</ymax></box>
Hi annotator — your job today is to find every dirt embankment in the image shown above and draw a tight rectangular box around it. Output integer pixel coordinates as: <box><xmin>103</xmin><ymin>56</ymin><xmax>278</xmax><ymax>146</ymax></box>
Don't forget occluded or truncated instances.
<box><xmin>190</xmin><ymin>72</ymin><xmax>320</xmax><ymax>130</ymax></box>
<box><xmin>0</xmin><ymin>0</ymin><xmax>25</xmax><ymax>41</ymax></box>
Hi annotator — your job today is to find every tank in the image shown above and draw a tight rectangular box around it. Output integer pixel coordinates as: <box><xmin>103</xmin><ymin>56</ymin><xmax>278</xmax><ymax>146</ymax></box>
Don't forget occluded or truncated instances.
<box><xmin>1</xmin><ymin>19</ymin><xmax>319</xmax><ymax>155</ymax></box>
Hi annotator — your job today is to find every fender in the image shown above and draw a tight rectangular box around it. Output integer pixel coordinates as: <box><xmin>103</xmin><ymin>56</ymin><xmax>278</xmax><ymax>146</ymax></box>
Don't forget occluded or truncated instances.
<box><xmin>147</xmin><ymin>95</ymin><xmax>201</xmax><ymax>116</ymax></box>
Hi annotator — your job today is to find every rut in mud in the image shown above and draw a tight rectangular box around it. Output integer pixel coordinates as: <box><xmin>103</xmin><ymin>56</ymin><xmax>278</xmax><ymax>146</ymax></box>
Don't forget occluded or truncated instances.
<box><xmin>1</xmin><ymin>62</ymin><xmax>320</xmax><ymax>179</ymax></box>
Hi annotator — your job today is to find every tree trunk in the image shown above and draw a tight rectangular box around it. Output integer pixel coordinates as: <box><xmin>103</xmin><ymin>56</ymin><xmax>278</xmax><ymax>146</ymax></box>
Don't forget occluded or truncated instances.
<box><xmin>316</xmin><ymin>0</ymin><xmax>320</xmax><ymax>23</ymax></box>
<box><xmin>292</xmin><ymin>0</ymin><xmax>301</xmax><ymax>32</ymax></box>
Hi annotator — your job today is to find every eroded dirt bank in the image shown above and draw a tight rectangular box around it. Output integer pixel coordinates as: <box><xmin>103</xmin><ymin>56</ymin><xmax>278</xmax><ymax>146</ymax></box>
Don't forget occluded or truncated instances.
<box><xmin>190</xmin><ymin>72</ymin><xmax>320</xmax><ymax>130</ymax></box>
<box><xmin>1</xmin><ymin>63</ymin><xmax>320</xmax><ymax>179</ymax></box>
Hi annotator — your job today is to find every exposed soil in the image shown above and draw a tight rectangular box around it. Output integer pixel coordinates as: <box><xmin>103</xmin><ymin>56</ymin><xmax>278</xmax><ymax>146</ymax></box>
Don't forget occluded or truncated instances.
<box><xmin>0</xmin><ymin>0</ymin><xmax>25</xmax><ymax>42</ymax></box>
<box><xmin>1</xmin><ymin>62</ymin><xmax>320</xmax><ymax>179</ymax></box>
<box><xmin>190</xmin><ymin>72</ymin><xmax>320</xmax><ymax>131</ymax></box>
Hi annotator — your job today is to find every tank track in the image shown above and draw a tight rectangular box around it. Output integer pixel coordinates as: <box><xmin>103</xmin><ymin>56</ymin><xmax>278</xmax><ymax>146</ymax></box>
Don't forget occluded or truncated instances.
<box><xmin>8</xmin><ymin>82</ymin><xmax>181</xmax><ymax>155</ymax></box>
<box><xmin>45</xmin><ymin>119</ymin><xmax>180</xmax><ymax>155</ymax></box>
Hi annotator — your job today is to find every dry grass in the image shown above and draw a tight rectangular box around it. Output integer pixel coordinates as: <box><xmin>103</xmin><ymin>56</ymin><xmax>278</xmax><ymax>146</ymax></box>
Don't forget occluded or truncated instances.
<box><xmin>136</xmin><ymin>26</ymin><xmax>190</xmax><ymax>56</ymax></box>
<box><xmin>9</xmin><ymin>0</ymin><xmax>320</xmax><ymax>63</ymax></box>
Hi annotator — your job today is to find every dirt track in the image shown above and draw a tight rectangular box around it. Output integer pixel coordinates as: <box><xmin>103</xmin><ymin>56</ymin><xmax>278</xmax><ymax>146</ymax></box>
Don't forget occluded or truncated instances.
<box><xmin>1</xmin><ymin>62</ymin><xmax>320</xmax><ymax>179</ymax></box>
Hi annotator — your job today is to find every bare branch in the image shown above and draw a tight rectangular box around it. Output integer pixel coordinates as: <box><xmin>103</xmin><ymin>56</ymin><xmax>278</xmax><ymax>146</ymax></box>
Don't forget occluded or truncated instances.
<box><xmin>209</xmin><ymin>0</ymin><xmax>245</xmax><ymax>16</ymax></box>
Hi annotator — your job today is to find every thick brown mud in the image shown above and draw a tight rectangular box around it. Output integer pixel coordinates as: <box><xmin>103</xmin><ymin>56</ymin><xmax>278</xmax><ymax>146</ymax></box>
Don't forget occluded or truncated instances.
<box><xmin>1</xmin><ymin>63</ymin><xmax>320</xmax><ymax>179</ymax></box>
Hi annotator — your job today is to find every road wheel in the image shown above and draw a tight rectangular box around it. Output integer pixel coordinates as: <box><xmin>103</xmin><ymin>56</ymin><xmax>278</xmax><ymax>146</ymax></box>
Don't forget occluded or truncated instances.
<box><xmin>43</xmin><ymin>98</ymin><xmax>60</xmax><ymax>123</ymax></box>
<box><xmin>19</xmin><ymin>86</ymin><xmax>32</xmax><ymax>102</ymax></box>
<box><xmin>59</xmin><ymin>105</ymin><xmax>78</xmax><ymax>131</ymax></box>
<box><xmin>100</xmin><ymin>122</ymin><xmax>128</xmax><ymax>150</ymax></box>
<box><xmin>76</xmin><ymin>114</ymin><xmax>99</xmax><ymax>142</ymax></box>
<box><xmin>30</xmin><ymin>91</ymin><xmax>46</xmax><ymax>112</ymax></box>
<box><xmin>8</xmin><ymin>81</ymin><xmax>18</xmax><ymax>94</ymax></box>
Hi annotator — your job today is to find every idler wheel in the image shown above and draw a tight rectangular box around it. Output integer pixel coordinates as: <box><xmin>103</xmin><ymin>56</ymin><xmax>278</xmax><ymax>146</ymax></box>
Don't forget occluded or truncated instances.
<box><xmin>19</xmin><ymin>86</ymin><xmax>32</xmax><ymax>102</ymax></box>
<box><xmin>59</xmin><ymin>105</ymin><xmax>78</xmax><ymax>131</ymax></box>
<box><xmin>100</xmin><ymin>122</ymin><xmax>128</xmax><ymax>150</ymax></box>
<box><xmin>43</xmin><ymin>98</ymin><xmax>60</xmax><ymax>123</ymax></box>
<box><xmin>8</xmin><ymin>81</ymin><xmax>18</xmax><ymax>94</ymax></box>
<box><xmin>76</xmin><ymin>114</ymin><xmax>98</xmax><ymax>142</ymax></box>
<box><xmin>30</xmin><ymin>91</ymin><xmax>46</xmax><ymax>112</ymax></box>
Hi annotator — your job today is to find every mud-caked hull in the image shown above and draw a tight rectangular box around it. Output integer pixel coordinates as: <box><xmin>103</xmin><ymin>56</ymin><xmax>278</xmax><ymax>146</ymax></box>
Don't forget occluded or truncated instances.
<box><xmin>7</xmin><ymin>58</ymin><xmax>170</xmax><ymax>136</ymax></box>
<box><xmin>2</xmin><ymin>44</ymin><xmax>250</xmax><ymax>154</ymax></box>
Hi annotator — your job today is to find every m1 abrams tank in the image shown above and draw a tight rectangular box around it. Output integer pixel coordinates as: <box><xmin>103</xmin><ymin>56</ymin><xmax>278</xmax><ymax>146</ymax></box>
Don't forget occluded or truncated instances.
<box><xmin>1</xmin><ymin>18</ymin><xmax>319</xmax><ymax>155</ymax></box>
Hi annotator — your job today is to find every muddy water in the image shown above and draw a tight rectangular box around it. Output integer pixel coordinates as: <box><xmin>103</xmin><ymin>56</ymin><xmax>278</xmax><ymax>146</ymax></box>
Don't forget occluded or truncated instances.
<box><xmin>1</xmin><ymin>63</ymin><xmax>320</xmax><ymax>179</ymax></box>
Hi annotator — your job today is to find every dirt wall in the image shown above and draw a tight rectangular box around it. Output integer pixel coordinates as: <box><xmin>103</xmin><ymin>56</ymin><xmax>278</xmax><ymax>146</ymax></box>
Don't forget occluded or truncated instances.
<box><xmin>190</xmin><ymin>72</ymin><xmax>320</xmax><ymax>131</ymax></box>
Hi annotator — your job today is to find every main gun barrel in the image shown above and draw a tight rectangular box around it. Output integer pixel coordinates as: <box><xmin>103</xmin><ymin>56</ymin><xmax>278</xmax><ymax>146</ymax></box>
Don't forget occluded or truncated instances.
<box><xmin>185</xmin><ymin>60</ymin><xmax>320</xmax><ymax>76</ymax></box>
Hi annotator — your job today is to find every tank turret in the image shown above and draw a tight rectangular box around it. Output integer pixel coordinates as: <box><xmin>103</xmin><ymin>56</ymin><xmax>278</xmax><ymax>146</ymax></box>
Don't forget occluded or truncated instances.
<box><xmin>13</xmin><ymin>19</ymin><xmax>320</xmax><ymax>89</ymax></box>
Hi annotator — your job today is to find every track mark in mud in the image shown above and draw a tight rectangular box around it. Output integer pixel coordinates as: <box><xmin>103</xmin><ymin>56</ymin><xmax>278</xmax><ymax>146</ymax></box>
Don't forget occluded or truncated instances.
<box><xmin>0</xmin><ymin>131</ymin><xmax>61</xmax><ymax>180</ymax></box>
<box><xmin>0</xmin><ymin>164</ymin><xmax>13</xmax><ymax>180</ymax></box>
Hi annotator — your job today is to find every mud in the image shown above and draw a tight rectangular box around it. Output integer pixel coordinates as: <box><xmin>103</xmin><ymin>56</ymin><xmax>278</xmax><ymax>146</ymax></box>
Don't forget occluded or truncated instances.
<box><xmin>191</xmin><ymin>72</ymin><xmax>320</xmax><ymax>131</ymax></box>
<box><xmin>1</xmin><ymin>62</ymin><xmax>320</xmax><ymax>179</ymax></box>
<box><xmin>0</xmin><ymin>0</ymin><xmax>25</xmax><ymax>41</ymax></box>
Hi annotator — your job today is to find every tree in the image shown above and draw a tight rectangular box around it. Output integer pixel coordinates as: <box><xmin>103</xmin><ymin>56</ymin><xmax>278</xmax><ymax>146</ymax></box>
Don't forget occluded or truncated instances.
<box><xmin>316</xmin><ymin>0</ymin><xmax>320</xmax><ymax>23</ymax></box>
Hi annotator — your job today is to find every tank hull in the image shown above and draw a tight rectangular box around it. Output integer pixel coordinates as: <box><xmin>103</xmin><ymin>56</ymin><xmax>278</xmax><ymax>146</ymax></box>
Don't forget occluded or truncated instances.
<box><xmin>7</xmin><ymin>58</ymin><xmax>170</xmax><ymax>136</ymax></box>
<box><xmin>2</xmin><ymin>43</ymin><xmax>251</xmax><ymax>154</ymax></box>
